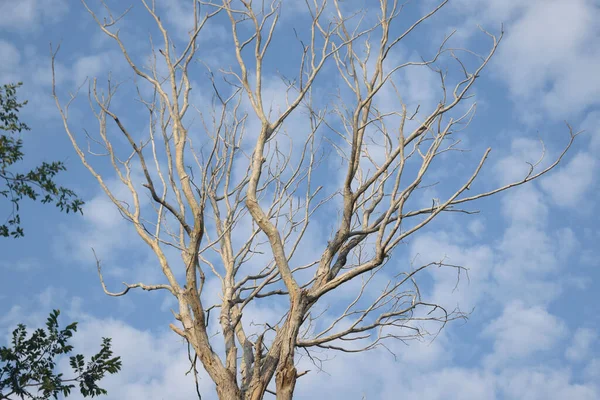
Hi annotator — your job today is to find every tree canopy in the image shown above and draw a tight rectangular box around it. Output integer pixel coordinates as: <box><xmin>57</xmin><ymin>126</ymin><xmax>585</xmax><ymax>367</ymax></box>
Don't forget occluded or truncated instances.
<box><xmin>0</xmin><ymin>310</ymin><xmax>121</xmax><ymax>399</ymax></box>
<box><xmin>0</xmin><ymin>82</ymin><xmax>83</xmax><ymax>238</ymax></box>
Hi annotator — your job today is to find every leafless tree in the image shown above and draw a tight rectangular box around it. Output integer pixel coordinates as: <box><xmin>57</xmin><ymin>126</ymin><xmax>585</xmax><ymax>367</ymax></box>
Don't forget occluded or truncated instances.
<box><xmin>52</xmin><ymin>0</ymin><xmax>578</xmax><ymax>399</ymax></box>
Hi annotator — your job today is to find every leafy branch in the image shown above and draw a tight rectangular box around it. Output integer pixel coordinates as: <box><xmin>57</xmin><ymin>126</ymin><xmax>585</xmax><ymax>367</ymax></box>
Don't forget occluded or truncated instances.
<box><xmin>0</xmin><ymin>310</ymin><xmax>121</xmax><ymax>399</ymax></box>
<box><xmin>0</xmin><ymin>82</ymin><xmax>84</xmax><ymax>238</ymax></box>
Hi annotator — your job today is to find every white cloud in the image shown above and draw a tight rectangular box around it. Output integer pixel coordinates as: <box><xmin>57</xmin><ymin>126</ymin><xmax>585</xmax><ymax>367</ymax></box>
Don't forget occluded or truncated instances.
<box><xmin>0</xmin><ymin>257</ymin><xmax>40</xmax><ymax>271</ymax></box>
<box><xmin>555</xmin><ymin>228</ymin><xmax>579</xmax><ymax>263</ymax></box>
<box><xmin>487</xmin><ymin>151</ymin><xmax>581</xmax><ymax>305</ymax></box>
<box><xmin>379</xmin><ymin>368</ymin><xmax>496</xmax><ymax>400</ymax></box>
<box><xmin>3</xmin><ymin>282</ymin><xmax>598</xmax><ymax>400</ymax></box>
<box><xmin>0</xmin><ymin>42</ymin><xmax>73</xmax><ymax>120</ymax></box>
<box><xmin>37</xmin><ymin>286</ymin><xmax>68</xmax><ymax>308</ymax></box>
<box><xmin>297</xmin><ymin>350</ymin><xmax>597</xmax><ymax>400</ymax></box>
<box><xmin>482</xmin><ymin>301</ymin><xmax>568</xmax><ymax>368</ymax></box>
<box><xmin>492</xmin><ymin>222</ymin><xmax>565</xmax><ymax>305</ymax></box>
<box><xmin>71</xmin><ymin>51</ymin><xmax>124</xmax><ymax>86</ymax></box>
<box><xmin>497</xmin><ymin>0</ymin><xmax>599</xmax><ymax>119</ymax></box>
<box><xmin>498</xmin><ymin>367</ymin><xmax>597</xmax><ymax>400</ymax></box>
<box><xmin>581</xmin><ymin>111</ymin><xmax>600</xmax><ymax>152</ymax></box>
<box><xmin>0</xmin><ymin>39</ymin><xmax>21</xmax><ymax>82</ymax></box>
<box><xmin>0</xmin><ymin>0</ymin><xmax>69</xmax><ymax>31</ymax></box>
<box><xmin>0</xmin><ymin>305</ymin><xmax>49</xmax><ymax>345</ymax></box>
<box><xmin>493</xmin><ymin>138</ymin><xmax>546</xmax><ymax>186</ymax></box>
<box><xmin>565</xmin><ymin>328</ymin><xmax>597</xmax><ymax>363</ymax></box>
<box><xmin>468</xmin><ymin>219</ymin><xmax>485</xmax><ymax>237</ymax></box>
<box><xmin>395</xmin><ymin>59</ymin><xmax>441</xmax><ymax>111</ymax></box>
<box><xmin>540</xmin><ymin>152</ymin><xmax>598</xmax><ymax>208</ymax></box>
<box><xmin>585</xmin><ymin>358</ymin><xmax>600</xmax><ymax>381</ymax></box>
<box><xmin>55</xmin><ymin>202</ymin><xmax>133</xmax><ymax>265</ymax></box>
<box><xmin>157</xmin><ymin>0</ymin><xmax>227</xmax><ymax>44</ymax></box>
<box><xmin>410</xmin><ymin>233</ymin><xmax>495</xmax><ymax>312</ymax></box>
<box><xmin>580</xmin><ymin>248</ymin><xmax>600</xmax><ymax>268</ymax></box>
<box><xmin>54</xmin><ymin>191</ymin><xmax>139</xmax><ymax>265</ymax></box>
<box><xmin>499</xmin><ymin>186</ymin><xmax>548</xmax><ymax>226</ymax></box>
<box><xmin>447</xmin><ymin>0</ymin><xmax>600</xmax><ymax>121</ymax></box>
<box><xmin>83</xmin><ymin>195</ymin><xmax>124</xmax><ymax>229</ymax></box>
<box><xmin>56</xmin><ymin>316</ymin><xmax>215</xmax><ymax>400</ymax></box>
<box><xmin>409</xmin><ymin>180</ymin><xmax>575</xmax><ymax>311</ymax></box>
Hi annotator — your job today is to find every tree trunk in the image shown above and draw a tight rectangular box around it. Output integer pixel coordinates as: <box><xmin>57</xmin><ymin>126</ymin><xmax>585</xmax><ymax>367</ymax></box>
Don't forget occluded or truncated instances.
<box><xmin>275</xmin><ymin>355</ymin><xmax>297</xmax><ymax>400</ymax></box>
<box><xmin>217</xmin><ymin>384</ymin><xmax>242</xmax><ymax>400</ymax></box>
<box><xmin>273</xmin><ymin>298</ymin><xmax>305</xmax><ymax>400</ymax></box>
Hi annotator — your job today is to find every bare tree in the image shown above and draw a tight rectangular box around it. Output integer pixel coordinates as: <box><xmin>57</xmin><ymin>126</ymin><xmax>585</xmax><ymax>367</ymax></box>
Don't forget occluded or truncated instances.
<box><xmin>52</xmin><ymin>1</ymin><xmax>578</xmax><ymax>399</ymax></box>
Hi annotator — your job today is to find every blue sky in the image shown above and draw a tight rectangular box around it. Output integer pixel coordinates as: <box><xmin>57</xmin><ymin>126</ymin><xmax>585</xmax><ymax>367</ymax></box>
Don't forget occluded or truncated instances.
<box><xmin>1</xmin><ymin>0</ymin><xmax>599</xmax><ymax>399</ymax></box>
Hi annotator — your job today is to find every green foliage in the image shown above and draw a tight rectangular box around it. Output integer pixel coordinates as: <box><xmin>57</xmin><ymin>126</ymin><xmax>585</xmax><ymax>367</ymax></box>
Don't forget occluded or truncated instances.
<box><xmin>0</xmin><ymin>310</ymin><xmax>122</xmax><ymax>399</ymax></box>
<box><xmin>0</xmin><ymin>82</ymin><xmax>84</xmax><ymax>238</ymax></box>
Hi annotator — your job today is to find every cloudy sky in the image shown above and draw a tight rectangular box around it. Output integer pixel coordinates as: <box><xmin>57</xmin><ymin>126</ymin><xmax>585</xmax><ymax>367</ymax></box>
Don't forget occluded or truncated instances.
<box><xmin>1</xmin><ymin>0</ymin><xmax>599</xmax><ymax>399</ymax></box>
